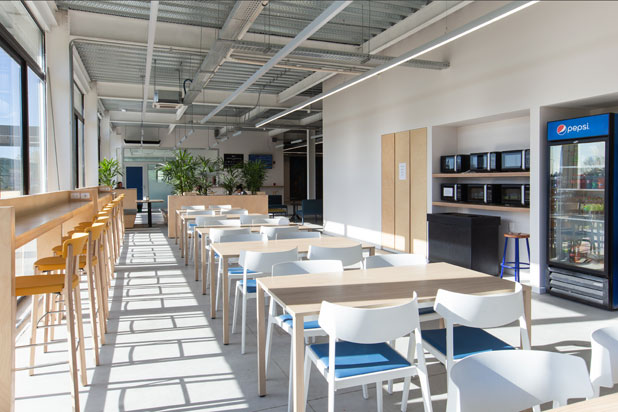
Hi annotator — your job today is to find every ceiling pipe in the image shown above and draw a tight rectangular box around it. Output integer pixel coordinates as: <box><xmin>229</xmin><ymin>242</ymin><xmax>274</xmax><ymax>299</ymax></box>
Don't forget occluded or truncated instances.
<box><xmin>141</xmin><ymin>1</ymin><xmax>159</xmax><ymax>114</ymax></box>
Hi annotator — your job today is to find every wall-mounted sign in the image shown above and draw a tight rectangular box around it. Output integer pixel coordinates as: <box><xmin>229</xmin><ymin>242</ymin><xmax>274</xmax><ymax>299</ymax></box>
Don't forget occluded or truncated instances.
<box><xmin>224</xmin><ymin>153</ymin><xmax>244</xmax><ymax>168</ymax></box>
<box><xmin>399</xmin><ymin>162</ymin><xmax>407</xmax><ymax>180</ymax></box>
<box><xmin>248</xmin><ymin>154</ymin><xmax>273</xmax><ymax>169</ymax></box>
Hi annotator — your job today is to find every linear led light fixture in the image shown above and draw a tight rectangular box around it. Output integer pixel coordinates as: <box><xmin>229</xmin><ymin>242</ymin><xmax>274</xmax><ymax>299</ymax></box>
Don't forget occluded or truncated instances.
<box><xmin>232</xmin><ymin>130</ymin><xmax>242</xmax><ymax>137</ymax></box>
<box><xmin>275</xmin><ymin>143</ymin><xmax>285</xmax><ymax>149</ymax></box>
<box><xmin>311</xmin><ymin>134</ymin><xmax>323</xmax><ymax>140</ymax></box>
<box><xmin>256</xmin><ymin>1</ymin><xmax>538</xmax><ymax>128</ymax></box>
<box><xmin>219</xmin><ymin>135</ymin><xmax>229</xmax><ymax>142</ymax></box>
<box><xmin>290</xmin><ymin>139</ymin><xmax>303</xmax><ymax>144</ymax></box>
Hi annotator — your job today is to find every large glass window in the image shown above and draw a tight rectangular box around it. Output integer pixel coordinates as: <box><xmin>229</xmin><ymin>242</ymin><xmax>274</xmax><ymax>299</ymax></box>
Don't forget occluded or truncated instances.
<box><xmin>0</xmin><ymin>46</ymin><xmax>23</xmax><ymax>198</ymax></box>
<box><xmin>28</xmin><ymin>68</ymin><xmax>45</xmax><ymax>194</ymax></box>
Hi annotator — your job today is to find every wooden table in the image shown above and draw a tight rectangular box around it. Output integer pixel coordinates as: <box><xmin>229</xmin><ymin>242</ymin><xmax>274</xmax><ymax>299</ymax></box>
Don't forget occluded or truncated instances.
<box><xmin>255</xmin><ymin>262</ymin><xmax>532</xmax><ymax>412</ymax></box>
<box><xmin>210</xmin><ymin>237</ymin><xmax>376</xmax><ymax>346</ymax></box>
<box><xmin>551</xmin><ymin>393</ymin><xmax>618</xmax><ymax>411</ymax></box>
<box><xmin>195</xmin><ymin>224</ymin><xmax>312</xmax><ymax>294</ymax></box>
<box><xmin>136</xmin><ymin>199</ymin><xmax>163</xmax><ymax>227</ymax></box>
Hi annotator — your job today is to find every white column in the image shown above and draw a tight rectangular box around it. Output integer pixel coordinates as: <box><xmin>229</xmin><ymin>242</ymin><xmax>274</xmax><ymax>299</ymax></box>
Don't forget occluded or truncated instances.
<box><xmin>306</xmin><ymin>130</ymin><xmax>316</xmax><ymax>199</ymax></box>
<box><xmin>84</xmin><ymin>82</ymin><xmax>99</xmax><ymax>186</ymax></box>
<box><xmin>99</xmin><ymin>113</ymin><xmax>111</xmax><ymax>160</ymax></box>
<box><xmin>45</xmin><ymin>11</ymin><xmax>72</xmax><ymax>191</ymax></box>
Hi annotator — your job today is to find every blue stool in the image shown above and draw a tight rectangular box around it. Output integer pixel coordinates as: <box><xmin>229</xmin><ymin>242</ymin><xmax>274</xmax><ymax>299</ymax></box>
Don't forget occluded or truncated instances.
<box><xmin>500</xmin><ymin>233</ymin><xmax>530</xmax><ymax>282</ymax></box>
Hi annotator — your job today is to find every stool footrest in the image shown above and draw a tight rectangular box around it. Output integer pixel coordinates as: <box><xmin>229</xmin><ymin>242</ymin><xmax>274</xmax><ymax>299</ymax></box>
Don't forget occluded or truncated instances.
<box><xmin>14</xmin><ymin>360</ymin><xmax>69</xmax><ymax>372</ymax></box>
<box><xmin>16</xmin><ymin>339</ymin><xmax>68</xmax><ymax>349</ymax></box>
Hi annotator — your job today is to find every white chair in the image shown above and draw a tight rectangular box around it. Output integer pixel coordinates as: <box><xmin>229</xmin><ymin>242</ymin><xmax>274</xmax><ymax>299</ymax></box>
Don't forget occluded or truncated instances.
<box><xmin>308</xmin><ymin>244</ymin><xmax>363</xmax><ymax>269</ymax></box>
<box><xmin>182</xmin><ymin>205</ymin><xmax>206</xmax><ymax>210</ymax></box>
<box><xmin>448</xmin><ymin>350</ymin><xmax>593</xmax><ymax>412</ymax></box>
<box><xmin>260</xmin><ymin>225</ymin><xmax>299</xmax><ymax>240</ymax></box>
<box><xmin>214</xmin><ymin>230</ymin><xmax>263</xmax><ymax>311</ymax></box>
<box><xmin>209</xmin><ymin>204</ymin><xmax>232</xmax><ymax>210</ymax></box>
<box><xmin>186</xmin><ymin>209</ymin><xmax>215</xmax><ymax>216</ymax></box>
<box><xmin>266</xmin><ymin>217</ymin><xmax>290</xmax><ymax>225</ymax></box>
<box><xmin>364</xmin><ymin>253</ymin><xmax>427</xmax><ymax>269</ymax></box>
<box><xmin>590</xmin><ymin>325</ymin><xmax>618</xmax><ymax>396</ymax></box>
<box><xmin>266</xmin><ymin>260</ymin><xmax>343</xmax><ymax>412</ymax></box>
<box><xmin>188</xmin><ymin>216</ymin><xmax>239</xmax><ymax>262</ymax></box>
<box><xmin>222</xmin><ymin>208</ymin><xmax>248</xmax><ymax>215</ymax></box>
<box><xmin>304</xmin><ymin>295</ymin><xmax>433</xmax><ymax>412</ymax></box>
<box><xmin>275</xmin><ymin>231</ymin><xmax>321</xmax><ymax>240</ymax></box>
<box><xmin>239</xmin><ymin>214</ymin><xmax>269</xmax><ymax>224</ymax></box>
<box><xmin>422</xmin><ymin>283</ymin><xmax>530</xmax><ymax>388</ymax></box>
<box><xmin>232</xmin><ymin>248</ymin><xmax>298</xmax><ymax>354</ymax></box>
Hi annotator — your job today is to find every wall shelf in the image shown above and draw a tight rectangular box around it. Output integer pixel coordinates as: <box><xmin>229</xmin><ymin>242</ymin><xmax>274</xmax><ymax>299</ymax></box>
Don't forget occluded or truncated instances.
<box><xmin>432</xmin><ymin>201</ymin><xmax>530</xmax><ymax>213</ymax></box>
<box><xmin>433</xmin><ymin>172</ymin><xmax>530</xmax><ymax>178</ymax></box>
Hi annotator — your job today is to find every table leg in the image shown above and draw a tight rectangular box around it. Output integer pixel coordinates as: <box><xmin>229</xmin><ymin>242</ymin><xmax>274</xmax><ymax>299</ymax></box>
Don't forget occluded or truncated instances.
<box><xmin>180</xmin><ymin>219</ymin><xmax>184</xmax><ymax>257</ymax></box>
<box><xmin>257</xmin><ymin>282</ymin><xmax>266</xmax><ymax>396</ymax></box>
<box><xmin>292</xmin><ymin>314</ymin><xmax>306</xmax><ymax>412</ymax></box>
<box><xmin>209</xmin><ymin>248</ymin><xmax>216</xmax><ymax>317</ymax></box>
<box><xmin>222</xmin><ymin>257</ymin><xmax>230</xmax><ymax>345</ymax></box>
<box><xmin>368</xmin><ymin>246</ymin><xmax>375</xmax><ymax>256</ymax></box>
<box><xmin>175</xmin><ymin>213</ymin><xmax>178</xmax><ymax>244</ymax></box>
<box><xmin>147</xmin><ymin>202</ymin><xmax>152</xmax><ymax>227</ymax></box>
<box><xmin>194</xmin><ymin>231</ymin><xmax>199</xmax><ymax>280</ymax></box>
<box><xmin>184</xmin><ymin>221</ymin><xmax>189</xmax><ymax>266</ymax></box>
<box><xmin>201</xmin><ymin>235</ymin><xmax>207</xmax><ymax>295</ymax></box>
<box><xmin>522</xmin><ymin>284</ymin><xmax>532</xmax><ymax>346</ymax></box>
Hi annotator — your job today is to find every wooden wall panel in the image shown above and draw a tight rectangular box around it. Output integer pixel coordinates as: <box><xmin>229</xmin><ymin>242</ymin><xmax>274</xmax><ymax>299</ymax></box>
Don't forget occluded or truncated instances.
<box><xmin>409</xmin><ymin>128</ymin><xmax>428</xmax><ymax>256</ymax></box>
<box><xmin>394</xmin><ymin>131</ymin><xmax>410</xmax><ymax>252</ymax></box>
<box><xmin>381</xmin><ymin>134</ymin><xmax>395</xmax><ymax>249</ymax></box>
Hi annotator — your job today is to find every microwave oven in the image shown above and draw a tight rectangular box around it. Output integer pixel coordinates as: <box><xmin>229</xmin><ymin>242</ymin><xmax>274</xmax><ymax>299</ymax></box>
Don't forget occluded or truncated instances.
<box><xmin>441</xmin><ymin>184</ymin><xmax>466</xmax><ymax>202</ymax></box>
<box><xmin>440</xmin><ymin>155</ymin><xmax>470</xmax><ymax>173</ymax></box>
<box><xmin>467</xmin><ymin>184</ymin><xmax>501</xmax><ymax>204</ymax></box>
<box><xmin>501</xmin><ymin>149</ymin><xmax>529</xmax><ymax>172</ymax></box>
<box><xmin>501</xmin><ymin>184</ymin><xmax>530</xmax><ymax>207</ymax></box>
<box><xmin>470</xmin><ymin>152</ymin><xmax>501</xmax><ymax>172</ymax></box>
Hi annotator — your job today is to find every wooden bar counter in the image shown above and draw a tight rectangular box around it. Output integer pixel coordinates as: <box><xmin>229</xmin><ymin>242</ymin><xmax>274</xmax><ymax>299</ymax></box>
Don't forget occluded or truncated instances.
<box><xmin>0</xmin><ymin>187</ymin><xmax>109</xmax><ymax>411</ymax></box>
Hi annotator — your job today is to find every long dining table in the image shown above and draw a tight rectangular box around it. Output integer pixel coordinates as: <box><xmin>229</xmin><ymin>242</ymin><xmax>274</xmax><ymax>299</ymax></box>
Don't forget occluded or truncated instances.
<box><xmin>209</xmin><ymin>237</ymin><xmax>376</xmax><ymax>346</ymax></box>
<box><xmin>255</xmin><ymin>262</ymin><xmax>532</xmax><ymax>412</ymax></box>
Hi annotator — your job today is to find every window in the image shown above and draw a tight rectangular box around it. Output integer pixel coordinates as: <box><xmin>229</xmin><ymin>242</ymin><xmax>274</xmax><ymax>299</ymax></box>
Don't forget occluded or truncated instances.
<box><xmin>28</xmin><ymin>68</ymin><xmax>45</xmax><ymax>194</ymax></box>
<box><xmin>74</xmin><ymin>84</ymin><xmax>85</xmax><ymax>187</ymax></box>
<box><xmin>0</xmin><ymin>47</ymin><xmax>22</xmax><ymax>198</ymax></box>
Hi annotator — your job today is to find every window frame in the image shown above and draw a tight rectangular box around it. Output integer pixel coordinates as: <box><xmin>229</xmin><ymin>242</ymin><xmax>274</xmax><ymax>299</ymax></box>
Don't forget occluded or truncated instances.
<box><xmin>0</xmin><ymin>3</ymin><xmax>45</xmax><ymax>195</ymax></box>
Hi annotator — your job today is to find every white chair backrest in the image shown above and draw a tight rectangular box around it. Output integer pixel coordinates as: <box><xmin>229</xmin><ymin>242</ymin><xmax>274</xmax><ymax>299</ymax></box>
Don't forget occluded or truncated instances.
<box><xmin>308</xmin><ymin>244</ymin><xmax>363</xmax><ymax>267</ymax></box>
<box><xmin>186</xmin><ymin>209</ymin><xmax>216</xmax><ymax>216</ymax></box>
<box><xmin>220</xmin><ymin>233</ymin><xmax>267</xmax><ymax>243</ymax></box>
<box><xmin>272</xmin><ymin>260</ymin><xmax>343</xmax><ymax>277</ymax></box>
<box><xmin>275</xmin><ymin>231</ymin><xmax>321</xmax><ymax>240</ymax></box>
<box><xmin>222</xmin><ymin>208</ymin><xmax>248</xmax><ymax>215</ymax></box>
<box><xmin>239</xmin><ymin>248</ymin><xmax>298</xmax><ymax>274</ymax></box>
<box><xmin>209</xmin><ymin>204</ymin><xmax>232</xmax><ymax>210</ymax></box>
<box><xmin>195</xmin><ymin>215</ymin><xmax>230</xmax><ymax>227</ymax></box>
<box><xmin>265</xmin><ymin>217</ymin><xmax>290</xmax><ymax>225</ymax></box>
<box><xmin>208</xmin><ymin>219</ymin><xmax>242</xmax><ymax>227</ymax></box>
<box><xmin>209</xmin><ymin>228</ymin><xmax>251</xmax><ymax>243</ymax></box>
<box><xmin>260</xmin><ymin>225</ymin><xmax>299</xmax><ymax>240</ymax></box>
<box><xmin>448</xmin><ymin>350</ymin><xmax>594</xmax><ymax>412</ymax></box>
<box><xmin>239</xmin><ymin>214</ymin><xmax>270</xmax><ymax>224</ymax></box>
<box><xmin>182</xmin><ymin>205</ymin><xmax>206</xmax><ymax>210</ymax></box>
<box><xmin>434</xmin><ymin>283</ymin><xmax>525</xmax><ymax>330</ymax></box>
<box><xmin>318</xmin><ymin>294</ymin><xmax>420</xmax><ymax>344</ymax></box>
<box><xmin>365</xmin><ymin>253</ymin><xmax>427</xmax><ymax>269</ymax></box>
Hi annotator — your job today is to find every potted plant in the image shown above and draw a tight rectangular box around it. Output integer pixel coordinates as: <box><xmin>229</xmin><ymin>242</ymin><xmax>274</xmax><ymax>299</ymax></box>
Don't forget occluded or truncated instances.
<box><xmin>242</xmin><ymin>160</ymin><xmax>268</xmax><ymax>194</ymax></box>
<box><xmin>194</xmin><ymin>156</ymin><xmax>220</xmax><ymax>195</ymax></box>
<box><xmin>220</xmin><ymin>164</ymin><xmax>242</xmax><ymax>195</ymax></box>
<box><xmin>157</xmin><ymin>149</ymin><xmax>197</xmax><ymax>195</ymax></box>
<box><xmin>98</xmin><ymin>157</ymin><xmax>123</xmax><ymax>187</ymax></box>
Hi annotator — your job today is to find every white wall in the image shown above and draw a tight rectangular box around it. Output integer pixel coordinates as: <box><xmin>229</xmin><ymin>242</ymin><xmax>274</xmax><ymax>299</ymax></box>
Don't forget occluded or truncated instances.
<box><xmin>322</xmin><ymin>1</ymin><xmax>618</xmax><ymax>291</ymax></box>
<box><xmin>83</xmin><ymin>83</ymin><xmax>99</xmax><ymax>186</ymax></box>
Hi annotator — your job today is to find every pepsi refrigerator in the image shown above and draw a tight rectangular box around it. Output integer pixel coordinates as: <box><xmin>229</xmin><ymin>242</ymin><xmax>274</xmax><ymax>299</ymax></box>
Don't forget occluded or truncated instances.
<box><xmin>547</xmin><ymin>113</ymin><xmax>618</xmax><ymax>309</ymax></box>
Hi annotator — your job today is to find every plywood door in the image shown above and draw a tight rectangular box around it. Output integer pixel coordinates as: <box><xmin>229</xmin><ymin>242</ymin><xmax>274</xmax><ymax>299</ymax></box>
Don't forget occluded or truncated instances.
<box><xmin>395</xmin><ymin>131</ymin><xmax>410</xmax><ymax>252</ymax></box>
<box><xmin>409</xmin><ymin>128</ymin><xmax>428</xmax><ymax>256</ymax></box>
<box><xmin>381</xmin><ymin>134</ymin><xmax>395</xmax><ymax>249</ymax></box>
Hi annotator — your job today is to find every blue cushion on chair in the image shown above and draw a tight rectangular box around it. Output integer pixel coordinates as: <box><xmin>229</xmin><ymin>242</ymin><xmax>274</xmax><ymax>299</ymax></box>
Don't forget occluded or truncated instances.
<box><xmin>277</xmin><ymin>314</ymin><xmax>320</xmax><ymax>330</ymax></box>
<box><xmin>309</xmin><ymin>341</ymin><xmax>411</xmax><ymax>379</ymax></box>
<box><xmin>419</xmin><ymin>307</ymin><xmax>435</xmax><ymax>315</ymax></box>
<box><xmin>228</xmin><ymin>267</ymin><xmax>257</xmax><ymax>275</ymax></box>
<box><xmin>422</xmin><ymin>326</ymin><xmax>515</xmax><ymax>360</ymax></box>
<box><xmin>237</xmin><ymin>279</ymin><xmax>257</xmax><ymax>293</ymax></box>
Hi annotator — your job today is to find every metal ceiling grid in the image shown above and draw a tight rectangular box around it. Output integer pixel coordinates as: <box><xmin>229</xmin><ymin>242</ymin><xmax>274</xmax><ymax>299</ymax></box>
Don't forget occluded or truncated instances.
<box><xmin>256</xmin><ymin>109</ymin><xmax>313</xmax><ymax>122</ymax></box>
<box><xmin>101</xmin><ymin>97</ymin><xmax>250</xmax><ymax>118</ymax></box>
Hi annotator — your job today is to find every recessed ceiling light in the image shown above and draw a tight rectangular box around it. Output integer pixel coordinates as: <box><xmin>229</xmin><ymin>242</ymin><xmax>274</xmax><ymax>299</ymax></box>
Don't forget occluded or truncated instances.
<box><xmin>121</xmin><ymin>108</ymin><xmax>127</xmax><ymax>112</ymax></box>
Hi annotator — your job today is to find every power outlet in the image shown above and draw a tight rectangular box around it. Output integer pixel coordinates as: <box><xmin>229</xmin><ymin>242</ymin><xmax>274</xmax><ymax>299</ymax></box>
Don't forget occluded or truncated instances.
<box><xmin>80</xmin><ymin>192</ymin><xmax>91</xmax><ymax>200</ymax></box>
<box><xmin>70</xmin><ymin>192</ymin><xmax>80</xmax><ymax>199</ymax></box>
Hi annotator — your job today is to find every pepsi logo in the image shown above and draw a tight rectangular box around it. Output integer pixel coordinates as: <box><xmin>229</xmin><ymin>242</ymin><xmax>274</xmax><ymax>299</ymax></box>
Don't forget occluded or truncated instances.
<box><xmin>557</xmin><ymin>124</ymin><xmax>567</xmax><ymax>135</ymax></box>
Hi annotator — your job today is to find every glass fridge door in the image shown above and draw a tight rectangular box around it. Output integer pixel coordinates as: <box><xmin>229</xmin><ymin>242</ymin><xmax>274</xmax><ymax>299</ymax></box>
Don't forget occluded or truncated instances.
<box><xmin>549</xmin><ymin>140</ymin><xmax>607</xmax><ymax>275</ymax></box>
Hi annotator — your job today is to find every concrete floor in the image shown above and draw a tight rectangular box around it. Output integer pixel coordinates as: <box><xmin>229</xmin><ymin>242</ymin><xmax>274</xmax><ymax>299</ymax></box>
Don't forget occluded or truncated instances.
<box><xmin>14</xmin><ymin>224</ymin><xmax>618</xmax><ymax>411</ymax></box>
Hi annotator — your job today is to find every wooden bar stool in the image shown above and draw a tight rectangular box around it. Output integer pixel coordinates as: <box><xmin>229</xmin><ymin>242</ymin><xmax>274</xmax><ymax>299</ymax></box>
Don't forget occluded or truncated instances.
<box><xmin>500</xmin><ymin>233</ymin><xmax>531</xmax><ymax>282</ymax></box>
<box><xmin>16</xmin><ymin>233</ymin><xmax>90</xmax><ymax>412</ymax></box>
<box><xmin>96</xmin><ymin>215</ymin><xmax>116</xmax><ymax>289</ymax></box>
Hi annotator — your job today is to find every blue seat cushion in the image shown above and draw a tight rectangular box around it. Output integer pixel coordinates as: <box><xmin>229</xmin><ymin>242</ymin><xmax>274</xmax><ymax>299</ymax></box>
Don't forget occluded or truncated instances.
<box><xmin>309</xmin><ymin>341</ymin><xmax>411</xmax><ymax>379</ymax></box>
<box><xmin>278</xmin><ymin>314</ymin><xmax>320</xmax><ymax>330</ymax></box>
<box><xmin>419</xmin><ymin>307</ymin><xmax>435</xmax><ymax>316</ymax></box>
<box><xmin>237</xmin><ymin>279</ymin><xmax>257</xmax><ymax>293</ymax></box>
<box><xmin>422</xmin><ymin>326</ymin><xmax>515</xmax><ymax>360</ymax></box>
<box><xmin>228</xmin><ymin>267</ymin><xmax>257</xmax><ymax>275</ymax></box>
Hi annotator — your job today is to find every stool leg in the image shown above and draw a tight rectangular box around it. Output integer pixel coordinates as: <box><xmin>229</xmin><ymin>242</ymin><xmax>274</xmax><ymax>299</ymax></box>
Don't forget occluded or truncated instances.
<box><xmin>500</xmin><ymin>238</ymin><xmax>508</xmax><ymax>279</ymax></box>
<box><xmin>29</xmin><ymin>294</ymin><xmax>40</xmax><ymax>376</ymax></box>
<box><xmin>85</xmin><ymin>264</ymin><xmax>100</xmax><ymax>366</ymax></box>
<box><xmin>73</xmin><ymin>285</ymin><xmax>88</xmax><ymax>386</ymax></box>
<box><xmin>526</xmin><ymin>238</ymin><xmax>531</xmax><ymax>265</ymax></box>
<box><xmin>94</xmin><ymin>259</ymin><xmax>107</xmax><ymax>343</ymax></box>
<box><xmin>515</xmin><ymin>239</ymin><xmax>521</xmax><ymax>283</ymax></box>
<box><xmin>64</xmin><ymin>281</ymin><xmax>80</xmax><ymax>411</ymax></box>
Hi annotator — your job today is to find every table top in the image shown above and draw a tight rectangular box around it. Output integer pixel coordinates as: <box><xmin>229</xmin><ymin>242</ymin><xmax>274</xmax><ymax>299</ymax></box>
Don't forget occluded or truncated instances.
<box><xmin>211</xmin><ymin>236</ymin><xmax>373</xmax><ymax>259</ymax></box>
<box><xmin>195</xmin><ymin>224</ymin><xmax>309</xmax><ymax>236</ymax></box>
<box><xmin>181</xmin><ymin>213</ymin><xmax>262</xmax><ymax>221</ymax></box>
<box><xmin>136</xmin><ymin>199</ymin><xmax>164</xmax><ymax>204</ymax></box>
<box><xmin>15</xmin><ymin>200</ymin><xmax>92</xmax><ymax>248</ymax></box>
<box><xmin>258</xmin><ymin>262</ymin><xmax>520</xmax><ymax>317</ymax></box>
<box><xmin>550</xmin><ymin>393</ymin><xmax>618</xmax><ymax>411</ymax></box>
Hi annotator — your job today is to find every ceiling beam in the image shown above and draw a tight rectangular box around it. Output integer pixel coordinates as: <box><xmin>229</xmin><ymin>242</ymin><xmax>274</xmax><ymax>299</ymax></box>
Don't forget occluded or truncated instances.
<box><xmin>24</xmin><ymin>1</ymin><xmax>57</xmax><ymax>32</ymax></box>
<box><xmin>141</xmin><ymin>1</ymin><xmax>159</xmax><ymax>115</ymax></box>
<box><xmin>183</xmin><ymin>0</ymin><xmax>267</xmax><ymax>105</ymax></box>
<box><xmin>199</xmin><ymin>0</ymin><xmax>353</xmax><ymax>125</ymax></box>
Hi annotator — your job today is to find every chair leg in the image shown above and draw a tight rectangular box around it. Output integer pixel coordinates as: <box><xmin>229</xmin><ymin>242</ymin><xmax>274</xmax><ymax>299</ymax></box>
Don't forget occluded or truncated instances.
<box><xmin>84</xmin><ymin>265</ymin><xmax>100</xmax><ymax>366</ymax></box>
<box><xmin>232</xmin><ymin>286</ymin><xmax>240</xmax><ymax>334</ymax></box>
<box><xmin>43</xmin><ymin>293</ymin><xmax>50</xmax><ymax>353</ymax></box>
<box><xmin>328</xmin><ymin>380</ymin><xmax>335</xmax><ymax>412</ymax></box>
<box><xmin>304</xmin><ymin>350</ymin><xmax>312</xmax><ymax>411</ymax></box>
<box><xmin>73</xmin><ymin>286</ymin><xmax>88</xmax><ymax>386</ymax></box>
<box><xmin>288</xmin><ymin>338</ymin><xmax>294</xmax><ymax>412</ymax></box>
<box><xmin>500</xmin><ymin>238</ymin><xmax>508</xmax><ymax>278</ymax></box>
<box><xmin>362</xmin><ymin>384</ymin><xmax>369</xmax><ymax>399</ymax></box>
<box><xmin>215</xmin><ymin>260</ymin><xmax>222</xmax><ymax>311</ymax></box>
<box><xmin>29</xmin><ymin>294</ymin><xmax>40</xmax><ymax>376</ymax></box>
<box><xmin>376</xmin><ymin>381</ymin><xmax>384</xmax><ymax>412</ymax></box>
<box><xmin>265</xmin><ymin>301</ymin><xmax>275</xmax><ymax>377</ymax></box>
<box><xmin>241</xmin><ymin>292</ymin><xmax>247</xmax><ymax>354</ymax></box>
<box><xmin>64</xmin><ymin>284</ymin><xmax>81</xmax><ymax>412</ymax></box>
<box><xmin>401</xmin><ymin>376</ymin><xmax>411</xmax><ymax>412</ymax></box>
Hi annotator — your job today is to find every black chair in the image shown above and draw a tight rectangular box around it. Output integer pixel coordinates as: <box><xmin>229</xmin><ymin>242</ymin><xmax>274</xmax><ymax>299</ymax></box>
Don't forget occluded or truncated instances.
<box><xmin>268</xmin><ymin>195</ymin><xmax>287</xmax><ymax>217</ymax></box>
<box><xmin>297</xmin><ymin>199</ymin><xmax>322</xmax><ymax>224</ymax></box>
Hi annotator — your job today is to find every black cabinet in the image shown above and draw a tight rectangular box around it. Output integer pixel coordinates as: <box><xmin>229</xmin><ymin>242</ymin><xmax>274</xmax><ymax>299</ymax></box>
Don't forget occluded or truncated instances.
<box><xmin>427</xmin><ymin>213</ymin><xmax>501</xmax><ymax>275</ymax></box>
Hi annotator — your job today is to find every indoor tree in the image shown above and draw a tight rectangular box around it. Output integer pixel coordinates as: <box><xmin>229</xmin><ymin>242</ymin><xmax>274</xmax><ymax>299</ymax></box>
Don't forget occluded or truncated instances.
<box><xmin>219</xmin><ymin>163</ymin><xmax>243</xmax><ymax>195</ymax></box>
<box><xmin>98</xmin><ymin>157</ymin><xmax>123</xmax><ymax>187</ymax></box>
<box><xmin>157</xmin><ymin>149</ymin><xmax>198</xmax><ymax>195</ymax></box>
<box><xmin>242</xmin><ymin>160</ymin><xmax>268</xmax><ymax>194</ymax></box>
<box><xmin>194</xmin><ymin>155</ymin><xmax>220</xmax><ymax>195</ymax></box>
